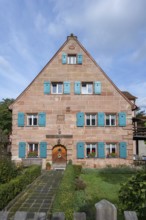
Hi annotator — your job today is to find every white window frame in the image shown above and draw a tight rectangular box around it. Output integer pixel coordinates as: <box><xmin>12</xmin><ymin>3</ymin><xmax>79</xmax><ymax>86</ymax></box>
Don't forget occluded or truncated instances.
<box><xmin>52</xmin><ymin>82</ymin><xmax>63</xmax><ymax>94</ymax></box>
<box><xmin>86</xmin><ymin>114</ymin><xmax>96</xmax><ymax>126</ymax></box>
<box><xmin>27</xmin><ymin>114</ymin><xmax>38</xmax><ymax>126</ymax></box>
<box><xmin>105</xmin><ymin>143</ymin><xmax>117</xmax><ymax>157</ymax></box>
<box><xmin>81</xmin><ymin>83</ymin><xmax>93</xmax><ymax>94</ymax></box>
<box><xmin>105</xmin><ymin>114</ymin><xmax>116</xmax><ymax>126</ymax></box>
<box><xmin>67</xmin><ymin>55</ymin><xmax>77</xmax><ymax>64</ymax></box>
<box><xmin>28</xmin><ymin>143</ymin><xmax>39</xmax><ymax>157</ymax></box>
<box><xmin>86</xmin><ymin>143</ymin><xmax>97</xmax><ymax>157</ymax></box>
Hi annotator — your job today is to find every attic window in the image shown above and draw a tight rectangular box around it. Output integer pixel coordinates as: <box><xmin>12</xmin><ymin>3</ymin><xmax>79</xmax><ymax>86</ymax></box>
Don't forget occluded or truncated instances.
<box><xmin>67</xmin><ymin>54</ymin><xmax>77</xmax><ymax>64</ymax></box>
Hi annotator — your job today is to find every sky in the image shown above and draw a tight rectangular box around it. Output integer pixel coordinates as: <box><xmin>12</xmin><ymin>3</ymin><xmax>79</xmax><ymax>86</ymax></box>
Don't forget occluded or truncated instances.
<box><xmin>0</xmin><ymin>0</ymin><xmax>146</xmax><ymax>112</ymax></box>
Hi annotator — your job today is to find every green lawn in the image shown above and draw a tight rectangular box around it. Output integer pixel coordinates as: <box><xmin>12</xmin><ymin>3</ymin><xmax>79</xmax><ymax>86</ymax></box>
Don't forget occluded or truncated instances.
<box><xmin>75</xmin><ymin>168</ymin><xmax>136</xmax><ymax>220</ymax></box>
<box><xmin>52</xmin><ymin>165</ymin><xmax>136</xmax><ymax>220</ymax></box>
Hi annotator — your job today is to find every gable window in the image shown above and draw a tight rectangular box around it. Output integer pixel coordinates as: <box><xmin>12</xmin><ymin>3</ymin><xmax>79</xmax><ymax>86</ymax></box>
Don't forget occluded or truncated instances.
<box><xmin>27</xmin><ymin>114</ymin><xmax>38</xmax><ymax>126</ymax></box>
<box><xmin>28</xmin><ymin>143</ymin><xmax>38</xmax><ymax>157</ymax></box>
<box><xmin>86</xmin><ymin>143</ymin><xmax>97</xmax><ymax>158</ymax></box>
<box><xmin>105</xmin><ymin>114</ymin><xmax>116</xmax><ymax>126</ymax></box>
<box><xmin>86</xmin><ymin>114</ymin><xmax>96</xmax><ymax>126</ymax></box>
<box><xmin>106</xmin><ymin>143</ymin><xmax>118</xmax><ymax>158</ymax></box>
<box><xmin>67</xmin><ymin>54</ymin><xmax>77</xmax><ymax>64</ymax></box>
<box><xmin>82</xmin><ymin>82</ymin><xmax>93</xmax><ymax>94</ymax></box>
<box><xmin>52</xmin><ymin>82</ymin><xmax>63</xmax><ymax>94</ymax></box>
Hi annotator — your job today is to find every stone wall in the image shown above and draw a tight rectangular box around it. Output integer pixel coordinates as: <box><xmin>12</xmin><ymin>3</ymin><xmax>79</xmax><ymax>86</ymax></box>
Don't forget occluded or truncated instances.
<box><xmin>10</xmin><ymin>36</ymin><xmax>134</xmax><ymax>168</ymax></box>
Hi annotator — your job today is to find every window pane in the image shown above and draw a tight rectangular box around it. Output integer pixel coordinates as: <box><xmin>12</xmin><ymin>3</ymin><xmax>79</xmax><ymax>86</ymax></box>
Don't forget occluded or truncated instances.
<box><xmin>58</xmin><ymin>83</ymin><xmax>63</xmax><ymax>93</ymax></box>
<box><xmin>29</xmin><ymin>118</ymin><xmax>32</xmax><ymax>125</ymax></box>
<box><xmin>88</xmin><ymin>84</ymin><xmax>93</xmax><ymax>94</ymax></box>
<box><xmin>87</xmin><ymin>119</ymin><xmax>90</xmax><ymax>125</ymax></box>
<box><xmin>33</xmin><ymin>118</ymin><xmax>38</xmax><ymax>125</ymax></box>
<box><xmin>29</xmin><ymin>144</ymin><xmax>33</xmax><ymax>152</ymax></box>
<box><xmin>111</xmin><ymin>115</ymin><xmax>116</xmax><ymax>125</ymax></box>
<box><xmin>52</xmin><ymin>84</ymin><xmax>57</xmax><ymax>93</ymax></box>
<box><xmin>82</xmin><ymin>84</ymin><xmax>87</xmax><ymax>94</ymax></box>
<box><xmin>92</xmin><ymin>118</ymin><xmax>96</xmax><ymax>125</ymax></box>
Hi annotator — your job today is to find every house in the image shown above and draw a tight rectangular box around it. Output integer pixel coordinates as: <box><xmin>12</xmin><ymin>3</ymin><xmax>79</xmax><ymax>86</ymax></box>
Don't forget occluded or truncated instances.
<box><xmin>9</xmin><ymin>34</ymin><xmax>136</xmax><ymax>168</ymax></box>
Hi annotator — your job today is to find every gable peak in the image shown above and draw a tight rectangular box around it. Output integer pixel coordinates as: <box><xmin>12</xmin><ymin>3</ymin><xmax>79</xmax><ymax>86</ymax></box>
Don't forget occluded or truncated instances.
<box><xmin>67</xmin><ymin>33</ymin><xmax>77</xmax><ymax>41</ymax></box>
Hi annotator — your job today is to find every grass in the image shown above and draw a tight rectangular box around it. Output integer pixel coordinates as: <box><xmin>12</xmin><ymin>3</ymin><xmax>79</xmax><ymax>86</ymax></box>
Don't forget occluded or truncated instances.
<box><xmin>52</xmin><ymin>165</ymin><xmax>137</xmax><ymax>220</ymax></box>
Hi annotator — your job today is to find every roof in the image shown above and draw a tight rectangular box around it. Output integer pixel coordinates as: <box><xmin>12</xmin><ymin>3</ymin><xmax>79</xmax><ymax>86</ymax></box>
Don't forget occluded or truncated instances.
<box><xmin>121</xmin><ymin>91</ymin><xmax>137</xmax><ymax>101</ymax></box>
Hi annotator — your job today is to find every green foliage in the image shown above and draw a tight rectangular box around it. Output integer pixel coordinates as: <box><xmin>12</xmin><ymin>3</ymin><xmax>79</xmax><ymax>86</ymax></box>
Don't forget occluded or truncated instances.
<box><xmin>0</xmin><ymin>165</ymin><xmax>41</xmax><ymax>210</ymax></box>
<box><xmin>72</xmin><ymin>164</ymin><xmax>82</xmax><ymax>177</ymax></box>
<box><xmin>52</xmin><ymin>165</ymin><xmax>75</xmax><ymax>217</ymax></box>
<box><xmin>0</xmin><ymin>158</ymin><xmax>20</xmax><ymax>184</ymax></box>
<box><xmin>0</xmin><ymin>98</ymin><xmax>14</xmax><ymax>135</ymax></box>
<box><xmin>75</xmin><ymin>177</ymin><xmax>86</xmax><ymax>191</ymax></box>
<box><xmin>119</xmin><ymin>171</ymin><xmax>146</xmax><ymax>217</ymax></box>
<box><xmin>52</xmin><ymin>164</ymin><xmax>77</xmax><ymax>219</ymax></box>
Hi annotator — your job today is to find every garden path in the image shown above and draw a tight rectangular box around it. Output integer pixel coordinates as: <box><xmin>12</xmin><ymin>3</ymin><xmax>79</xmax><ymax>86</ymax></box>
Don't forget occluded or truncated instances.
<box><xmin>6</xmin><ymin>170</ymin><xmax>63</xmax><ymax>220</ymax></box>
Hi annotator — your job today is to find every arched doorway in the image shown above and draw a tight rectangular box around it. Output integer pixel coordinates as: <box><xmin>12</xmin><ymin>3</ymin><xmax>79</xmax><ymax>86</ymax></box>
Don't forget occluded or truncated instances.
<box><xmin>52</xmin><ymin>145</ymin><xmax>67</xmax><ymax>165</ymax></box>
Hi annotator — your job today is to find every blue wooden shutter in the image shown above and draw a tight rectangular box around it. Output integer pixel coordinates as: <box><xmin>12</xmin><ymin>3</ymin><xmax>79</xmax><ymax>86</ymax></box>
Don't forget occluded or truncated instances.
<box><xmin>77</xmin><ymin>142</ymin><xmax>84</xmax><ymax>159</ymax></box>
<box><xmin>94</xmin><ymin>82</ymin><xmax>101</xmax><ymax>94</ymax></box>
<box><xmin>62</xmin><ymin>53</ymin><xmax>67</xmax><ymax>64</ymax></box>
<box><xmin>64</xmin><ymin>81</ymin><xmax>70</xmax><ymax>94</ymax></box>
<box><xmin>44</xmin><ymin>81</ymin><xmax>50</xmax><ymax>94</ymax></box>
<box><xmin>77</xmin><ymin>54</ymin><xmax>83</xmax><ymax>64</ymax></box>
<box><xmin>98</xmin><ymin>142</ymin><xmax>105</xmax><ymax>158</ymax></box>
<box><xmin>38</xmin><ymin>112</ymin><xmax>46</xmax><ymax>127</ymax></box>
<box><xmin>76</xmin><ymin>112</ymin><xmax>84</xmax><ymax>127</ymax></box>
<box><xmin>18</xmin><ymin>112</ymin><xmax>25</xmax><ymax>127</ymax></box>
<box><xmin>119</xmin><ymin>142</ymin><xmax>127</xmax><ymax>158</ymax></box>
<box><xmin>40</xmin><ymin>142</ymin><xmax>47</xmax><ymax>158</ymax></box>
<box><xmin>74</xmin><ymin>81</ymin><xmax>81</xmax><ymax>94</ymax></box>
<box><xmin>118</xmin><ymin>112</ymin><xmax>126</xmax><ymax>127</ymax></box>
<box><xmin>98</xmin><ymin>112</ymin><xmax>105</xmax><ymax>127</ymax></box>
<box><xmin>19</xmin><ymin>142</ymin><xmax>26</xmax><ymax>158</ymax></box>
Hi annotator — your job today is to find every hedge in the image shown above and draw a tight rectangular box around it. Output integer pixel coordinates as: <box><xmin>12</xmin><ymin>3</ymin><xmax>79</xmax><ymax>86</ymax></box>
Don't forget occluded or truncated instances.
<box><xmin>52</xmin><ymin>164</ymin><xmax>83</xmax><ymax>220</ymax></box>
<box><xmin>0</xmin><ymin>165</ymin><xmax>41</xmax><ymax>210</ymax></box>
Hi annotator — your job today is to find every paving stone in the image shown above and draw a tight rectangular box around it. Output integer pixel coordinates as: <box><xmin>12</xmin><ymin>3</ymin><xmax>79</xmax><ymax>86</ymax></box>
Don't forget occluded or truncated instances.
<box><xmin>14</xmin><ymin>211</ymin><xmax>27</xmax><ymax>220</ymax></box>
<box><xmin>0</xmin><ymin>211</ymin><xmax>9</xmax><ymax>220</ymax></box>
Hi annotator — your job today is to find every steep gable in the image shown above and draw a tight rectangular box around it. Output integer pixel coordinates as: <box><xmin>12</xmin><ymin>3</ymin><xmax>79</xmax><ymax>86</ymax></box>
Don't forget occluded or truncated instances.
<box><xmin>9</xmin><ymin>34</ymin><xmax>134</xmax><ymax>110</ymax></box>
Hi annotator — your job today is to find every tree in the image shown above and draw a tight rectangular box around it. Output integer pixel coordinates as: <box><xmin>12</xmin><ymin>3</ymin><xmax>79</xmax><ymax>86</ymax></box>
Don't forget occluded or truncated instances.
<box><xmin>136</xmin><ymin>108</ymin><xmax>146</xmax><ymax>127</ymax></box>
<box><xmin>0</xmin><ymin>98</ymin><xmax>14</xmax><ymax>135</ymax></box>
<box><xmin>0</xmin><ymin>98</ymin><xmax>14</xmax><ymax>154</ymax></box>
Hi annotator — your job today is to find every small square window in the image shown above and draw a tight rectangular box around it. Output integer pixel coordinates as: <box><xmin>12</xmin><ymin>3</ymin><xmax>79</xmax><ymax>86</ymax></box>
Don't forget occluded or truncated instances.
<box><xmin>52</xmin><ymin>82</ymin><xmax>63</xmax><ymax>94</ymax></box>
<box><xmin>86</xmin><ymin>114</ymin><xmax>96</xmax><ymax>126</ymax></box>
<box><xmin>105</xmin><ymin>114</ymin><xmax>116</xmax><ymax>126</ymax></box>
<box><xmin>86</xmin><ymin>143</ymin><xmax>97</xmax><ymax>157</ymax></box>
<box><xmin>67</xmin><ymin>55</ymin><xmax>77</xmax><ymax>64</ymax></box>
<box><xmin>82</xmin><ymin>83</ymin><xmax>93</xmax><ymax>94</ymax></box>
<box><xmin>28</xmin><ymin>143</ymin><xmax>38</xmax><ymax>157</ymax></box>
<box><xmin>106</xmin><ymin>143</ymin><xmax>118</xmax><ymax>158</ymax></box>
<box><xmin>27</xmin><ymin>114</ymin><xmax>38</xmax><ymax>126</ymax></box>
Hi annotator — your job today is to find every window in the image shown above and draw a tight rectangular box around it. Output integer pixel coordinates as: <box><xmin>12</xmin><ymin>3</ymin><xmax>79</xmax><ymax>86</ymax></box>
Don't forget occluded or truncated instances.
<box><xmin>105</xmin><ymin>114</ymin><xmax>116</xmax><ymax>126</ymax></box>
<box><xmin>52</xmin><ymin>82</ymin><xmax>63</xmax><ymax>94</ymax></box>
<box><xmin>105</xmin><ymin>143</ymin><xmax>118</xmax><ymax>158</ymax></box>
<box><xmin>67</xmin><ymin>54</ymin><xmax>77</xmax><ymax>64</ymax></box>
<box><xmin>86</xmin><ymin>114</ymin><xmax>96</xmax><ymax>126</ymax></box>
<box><xmin>27</xmin><ymin>114</ymin><xmax>38</xmax><ymax>126</ymax></box>
<box><xmin>82</xmin><ymin>83</ymin><xmax>93</xmax><ymax>94</ymax></box>
<box><xmin>86</xmin><ymin>143</ymin><xmax>97</xmax><ymax>157</ymax></box>
<box><xmin>28</xmin><ymin>143</ymin><xmax>38</xmax><ymax>157</ymax></box>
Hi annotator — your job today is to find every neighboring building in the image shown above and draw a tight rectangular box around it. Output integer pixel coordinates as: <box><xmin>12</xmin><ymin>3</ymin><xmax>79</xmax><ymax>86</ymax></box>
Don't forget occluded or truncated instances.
<box><xmin>9</xmin><ymin>34</ymin><xmax>136</xmax><ymax>168</ymax></box>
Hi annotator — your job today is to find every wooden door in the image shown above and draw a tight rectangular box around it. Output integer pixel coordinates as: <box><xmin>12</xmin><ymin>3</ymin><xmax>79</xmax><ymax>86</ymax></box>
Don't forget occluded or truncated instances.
<box><xmin>52</xmin><ymin>145</ymin><xmax>67</xmax><ymax>164</ymax></box>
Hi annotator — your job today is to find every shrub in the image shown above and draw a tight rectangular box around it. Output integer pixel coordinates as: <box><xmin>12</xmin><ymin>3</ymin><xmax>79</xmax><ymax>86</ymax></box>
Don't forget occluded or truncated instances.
<box><xmin>0</xmin><ymin>165</ymin><xmax>41</xmax><ymax>210</ymax></box>
<box><xmin>119</xmin><ymin>171</ymin><xmax>146</xmax><ymax>218</ymax></box>
<box><xmin>0</xmin><ymin>158</ymin><xmax>19</xmax><ymax>184</ymax></box>
<box><xmin>75</xmin><ymin>177</ymin><xmax>86</xmax><ymax>191</ymax></box>
<box><xmin>73</xmin><ymin>165</ymin><xmax>82</xmax><ymax>177</ymax></box>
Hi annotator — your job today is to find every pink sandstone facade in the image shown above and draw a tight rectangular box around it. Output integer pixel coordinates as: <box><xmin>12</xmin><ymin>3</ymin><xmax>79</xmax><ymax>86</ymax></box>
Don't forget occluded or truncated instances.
<box><xmin>10</xmin><ymin>34</ymin><xmax>135</xmax><ymax>168</ymax></box>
